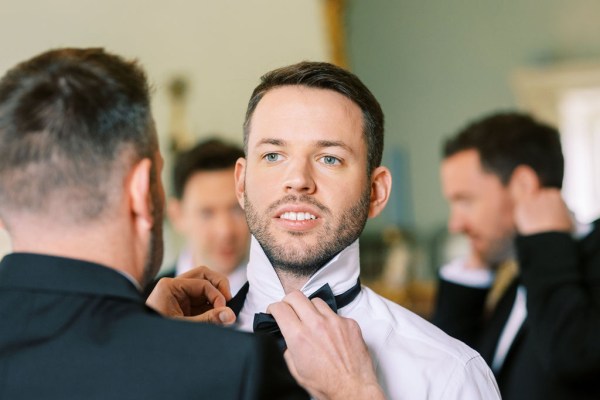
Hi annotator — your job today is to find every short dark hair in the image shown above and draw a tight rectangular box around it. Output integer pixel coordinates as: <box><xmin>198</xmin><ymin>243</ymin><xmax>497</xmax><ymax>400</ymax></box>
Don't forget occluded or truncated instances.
<box><xmin>173</xmin><ymin>138</ymin><xmax>243</xmax><ymax>199</ymax></box>
<box><xmin>243</xmin><ymin>61</ymin><xmax>384</xmax><ymax>175</ymax></box>
<box><xmin>0</xmin><ymin>48</ymin><xmax>155</xmax><ymax>226</ymax></box>
<box><xmin>443</xmin><ymin>112</ymin><xmax>564</xmax><ymax>188</ymax></box>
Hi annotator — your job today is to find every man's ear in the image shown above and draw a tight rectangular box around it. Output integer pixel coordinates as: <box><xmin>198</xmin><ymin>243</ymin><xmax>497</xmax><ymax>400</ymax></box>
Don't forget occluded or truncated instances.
<box><xmin>128</xmin><ymin>158</ymin><xmax>153</xmax><ymax>232</ymax></box>
<box><xmin>368</xmin><ymin>166</ymin><xmax>392</xmax><ymax>218</ymax></box>
<box><xmin>509</xmin><ymin>165</ymin><xmax>541</xmax><ymax>202</ymax></box>
<box><xmin>234</xmin><ymin>157</ymin><xmax>246</xmax><ymax>209</ymax></box>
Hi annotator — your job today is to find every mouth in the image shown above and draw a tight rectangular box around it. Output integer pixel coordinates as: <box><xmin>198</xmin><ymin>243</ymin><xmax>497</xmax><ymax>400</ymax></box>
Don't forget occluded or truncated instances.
<box><xmin>278</xmin><ymin>211</ymin><xmax>318</xmax><ymax>221</ymax></box>
<box><xmin>272</xmin><ymin>205</ymin><xmax>322</xmax><ymax>232</ymax></box>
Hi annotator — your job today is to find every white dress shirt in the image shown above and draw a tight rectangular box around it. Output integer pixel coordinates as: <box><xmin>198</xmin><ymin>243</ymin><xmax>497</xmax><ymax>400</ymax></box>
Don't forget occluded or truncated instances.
<box><xmin>175</xmin><ymin>248</ymin><xmax>248</xmax><ymax>295</ymax></box>
<box><xmin>238</xmin><ymin>237</ymin><xmax>500</xmax><ymax>400</ymax></box>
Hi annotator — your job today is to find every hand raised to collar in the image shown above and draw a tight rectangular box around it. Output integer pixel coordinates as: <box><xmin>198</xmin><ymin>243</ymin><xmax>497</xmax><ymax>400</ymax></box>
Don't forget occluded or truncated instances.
<box><xmin>268</xmin><ymin>291</ymin><xmax>385</xmax><ymax>400</ymax></box>
<box><xmin>146</xmin><ymin>266</ymin><xmax>236</xmax><ymax>325</ymax></box>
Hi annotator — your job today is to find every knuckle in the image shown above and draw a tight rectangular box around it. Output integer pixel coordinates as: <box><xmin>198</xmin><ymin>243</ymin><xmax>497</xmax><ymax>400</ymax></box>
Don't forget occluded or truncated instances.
<box><xmin>346</xmin><ymin>318</ymin><xmax>362</xmax><ymax>335</ymax></box>
<box><xmin>311</xmin><ymin>297</ymin><xmax>326</xmax><ymax>307</ymax></box>
<box><xmin>155</xmin><ymin>277</ymin><xmax>173</xmax><ymax>289</ymax></box>
<box><xmin>285</xmin><ymin>290</ymin><xmax>304</xmax><ymax>302</ymax></box>
<box><xmin>308</xmin><ymin>315</ymin><xmax>327</xmax><ymax>332</ymax></box>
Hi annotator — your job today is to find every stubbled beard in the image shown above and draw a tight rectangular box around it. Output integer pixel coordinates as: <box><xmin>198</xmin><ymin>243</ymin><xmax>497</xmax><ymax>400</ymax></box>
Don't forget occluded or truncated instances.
<box><xmin>141</xmin><ymin>166</ymin><xmax>164</xmax><ymax>288</ymax></box>
<box><xmin>484</xmin><ymin>232</ymin><xmax>515</xmax><ymax>268</ymax></box>
<box><xmin>141</xmin><ymin>222</ymin><xmax>163</xmax><ymax>288</ymax></box>
<box><xmin>244</xmin><ymin>188</ymin><xmax>370</xmax><ymax>278</ymax></box>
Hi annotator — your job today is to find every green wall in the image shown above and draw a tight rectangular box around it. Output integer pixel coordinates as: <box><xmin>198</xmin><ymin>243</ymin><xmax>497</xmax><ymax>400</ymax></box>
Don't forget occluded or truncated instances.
<box><xmin>348</xmin><ymin>1</ymin><xmax>600</xmax><ymax>241</ymax></box>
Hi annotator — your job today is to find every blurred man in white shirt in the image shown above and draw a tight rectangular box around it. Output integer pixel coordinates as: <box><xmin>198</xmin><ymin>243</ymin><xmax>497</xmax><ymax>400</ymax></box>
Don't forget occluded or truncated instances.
<box><xmin>161</xmin><ymin>139</ymin><xmax>250</xmax><ymax>295</ymax></box>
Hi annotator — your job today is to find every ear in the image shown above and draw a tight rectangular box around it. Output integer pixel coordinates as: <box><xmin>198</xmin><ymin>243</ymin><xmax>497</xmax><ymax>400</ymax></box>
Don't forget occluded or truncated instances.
<box><xmin>509</xmin><ymin>165</ymin><xmax>541</xmax><ymax>202</ymax></box>
<box><xmin>128</xmin><ymin>158</ymin><xmax>154</xmax><ymax>233</ymax></box>
<box><xmin>368</xmin><ymin>166</ymin><xmax>392</xmax><ymax>218</ymax></box>
<box><xmin>234</xmin><ymin>157</ymin><xmax>247</xmax><ymax>209</ymax></box>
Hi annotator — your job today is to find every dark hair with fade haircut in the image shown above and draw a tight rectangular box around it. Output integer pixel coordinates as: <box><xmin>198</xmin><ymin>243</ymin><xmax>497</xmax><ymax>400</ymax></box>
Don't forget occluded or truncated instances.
<box><xmin>443</xmin><ymin>112</ymin><xmax>564</xmax><ymax>188</ymax></box>
<box><xmin>0</xmin><ymin>47</ymin><xmax>155</xmax><ymax>226</ymax></box>
<box><xmin>243</xmin><ymin>61</ymin><xmax>384</xmax><ymax>175</ymax></box>
<box><xmin>173</xmin><ymin>137</ymin><xmax>244</xmax><ymax>199</ymax></box>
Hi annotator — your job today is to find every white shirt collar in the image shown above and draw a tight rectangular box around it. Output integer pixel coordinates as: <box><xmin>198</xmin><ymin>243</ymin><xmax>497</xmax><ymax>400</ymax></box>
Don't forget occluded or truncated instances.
<box><xmin>244</xmin><ymin>235</ymin><xmax>360</xmax><ymax>311</ymax></box>
<box><xmin>227</xmin><ymin>263</ymin><xmax>248</xmax><ymax>295</ymax></box>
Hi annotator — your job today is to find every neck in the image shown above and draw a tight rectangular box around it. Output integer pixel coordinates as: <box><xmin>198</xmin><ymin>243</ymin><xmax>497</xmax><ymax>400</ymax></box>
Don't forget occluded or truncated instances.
<box><xmin>9</xmin><ymin>215</ymin><xmax>143</xmax><ymax>284</ymax></box>
<box><xmin>274</xmin><ymin>268</ymin><xmax>310</xmax><ymax>294</ymax></box>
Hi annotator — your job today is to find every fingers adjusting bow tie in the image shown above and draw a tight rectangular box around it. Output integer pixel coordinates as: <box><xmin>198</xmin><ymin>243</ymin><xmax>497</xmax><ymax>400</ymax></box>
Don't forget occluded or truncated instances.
<box><xmin>253</xmin><ymin>279</ymin><xmax>361</xmax><ymax>351</ymax></box>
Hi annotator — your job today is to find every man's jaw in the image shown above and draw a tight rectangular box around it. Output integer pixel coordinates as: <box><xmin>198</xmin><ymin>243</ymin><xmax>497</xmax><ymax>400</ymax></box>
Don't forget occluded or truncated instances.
<box><xmin>469</xmin><ymin>237</ymin><xmax>515</xmax><ymax>267</ymax></box>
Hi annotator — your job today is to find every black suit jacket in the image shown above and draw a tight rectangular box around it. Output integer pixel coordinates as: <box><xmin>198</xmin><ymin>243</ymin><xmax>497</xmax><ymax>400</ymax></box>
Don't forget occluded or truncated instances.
<box><xmin>0</xmin><ymin>253</ymin><xmax>307</xmax><ymax>400</ymax></box>
<box><xmin>433</xmin><ymin>220</ymin><xmax>600</xmax><ymax>400</ymax></box>
<box><xmin>517</xmin><ymin>219</ymin><xmax>600</xmax><ymax>398</ymax></box>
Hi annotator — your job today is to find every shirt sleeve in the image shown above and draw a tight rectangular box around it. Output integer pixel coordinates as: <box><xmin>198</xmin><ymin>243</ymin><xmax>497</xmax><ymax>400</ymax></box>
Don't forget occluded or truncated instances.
<box><xmin>440</xmin><ymin>355</ymin><xmax>501</xmax><ymax>400</ymax></box>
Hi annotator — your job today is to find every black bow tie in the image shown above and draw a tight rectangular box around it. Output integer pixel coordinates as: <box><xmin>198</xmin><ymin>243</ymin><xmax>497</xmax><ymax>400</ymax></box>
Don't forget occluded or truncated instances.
<box><xmin>251</xmin><ymin>279</ymin><xmax>361</xmax><ymax>352</ymax></box>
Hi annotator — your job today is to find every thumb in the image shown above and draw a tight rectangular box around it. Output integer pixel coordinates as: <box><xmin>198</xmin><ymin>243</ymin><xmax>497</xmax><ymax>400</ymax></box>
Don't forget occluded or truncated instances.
<box><xmin>179</xmin><ymin>306</ymin><xmax>236</xmax><ymax>325</ymax></box>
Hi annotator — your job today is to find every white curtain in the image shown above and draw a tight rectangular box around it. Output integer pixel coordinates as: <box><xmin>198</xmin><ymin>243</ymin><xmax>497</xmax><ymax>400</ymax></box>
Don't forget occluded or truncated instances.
<box><xmin>559</xmin><ymin>88</ymin><xmax>600</xmax><ymax>223</ymax></box>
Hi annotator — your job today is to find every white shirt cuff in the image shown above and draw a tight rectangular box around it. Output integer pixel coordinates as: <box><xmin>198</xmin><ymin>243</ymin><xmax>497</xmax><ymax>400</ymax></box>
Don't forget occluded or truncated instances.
<box><xmin>439</xmin><ymin>258</ymin><xmax>495</xmax><ymax>289</ymax></box>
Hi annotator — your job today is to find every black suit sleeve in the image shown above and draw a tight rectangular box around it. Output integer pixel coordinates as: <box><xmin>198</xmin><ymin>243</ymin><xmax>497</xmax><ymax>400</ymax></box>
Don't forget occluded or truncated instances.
<box><xmin>242</xmin><ymin>335</ymin><xmax>309</xmax><ymax>400</ymax></box>
<box><xmin>432</xmin><ymin>278</ymin><xmax>489</xmax><ymax>348</ymax></box>
<box><xmin>517</xmin><ymin>227</ymin><xmax>600</xmax><ymax>382</ymax></box>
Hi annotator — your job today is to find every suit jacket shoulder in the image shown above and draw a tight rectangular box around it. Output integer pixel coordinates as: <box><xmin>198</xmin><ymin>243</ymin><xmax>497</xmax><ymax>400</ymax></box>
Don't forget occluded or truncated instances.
<box><xmin>0</xmin><ymin>254</ymin><xmax>307</xmax><ymax>400</ymax></box>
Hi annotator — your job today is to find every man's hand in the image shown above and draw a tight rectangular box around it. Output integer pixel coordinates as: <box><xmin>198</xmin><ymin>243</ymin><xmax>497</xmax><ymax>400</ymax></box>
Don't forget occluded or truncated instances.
<box><xmin>514</xmin><ymin>188</ymin><xmax>573</xmax><ymax>235</ymax></box>
<box><xmin>146</xmin><ymin>266</ymin><xmax>236</xmax><ymax>325</ymax></box>
<box><xmin>268</xmin><ymin>291</ymin><xmax>385</xmax><ymax>400</ymax></box>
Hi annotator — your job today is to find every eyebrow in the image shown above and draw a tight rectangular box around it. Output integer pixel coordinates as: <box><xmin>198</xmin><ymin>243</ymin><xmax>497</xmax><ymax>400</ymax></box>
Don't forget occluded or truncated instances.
<box><xmin>256</xmin><ymin>138</ymin><xmax>285</xmax><ymax>147</ymax></box>
<box><xmin>256</xmin><ymin>138</ymin><xmax>354</xmax><ymax>154</ymax></box>
<box><xmin>315</xmin><ymin>140</ymin><xmax>354</xmax><ymax>154</ymax></box>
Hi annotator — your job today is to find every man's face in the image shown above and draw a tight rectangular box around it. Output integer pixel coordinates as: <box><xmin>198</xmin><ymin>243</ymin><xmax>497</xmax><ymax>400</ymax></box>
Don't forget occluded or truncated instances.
<box><xmin>440</xmin><ymin>149</ymin><xmax>515</xmax><ymax>265</ymax></box>
<box><xmin>170</xmin><ymin>168</ymin><xmax>250</xmax><ymax>274</ymax></box>
<box><xmin>238</xmin><ymin>86</ymin><xmax>371</xmax><ymax>277</ymax></box>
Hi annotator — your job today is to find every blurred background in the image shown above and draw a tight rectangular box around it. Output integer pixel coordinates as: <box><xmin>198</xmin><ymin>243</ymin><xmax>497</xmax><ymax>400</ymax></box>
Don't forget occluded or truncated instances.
<box><xmin>1</xmin><ymin>0</ymin><xmax>599</xmax><ymax>317</ymax></box>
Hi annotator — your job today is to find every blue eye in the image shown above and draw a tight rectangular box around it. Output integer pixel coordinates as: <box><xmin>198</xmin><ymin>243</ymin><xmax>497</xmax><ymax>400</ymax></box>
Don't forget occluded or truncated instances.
<box><xmin>321</xmin><ymin>156</ymin><xmax>340</xmax><ymax>165</ymax></box>
<box><xmin>264</xmin><ymin>153</ymin><xmax>280</xmax><ymax>162</ymax></box>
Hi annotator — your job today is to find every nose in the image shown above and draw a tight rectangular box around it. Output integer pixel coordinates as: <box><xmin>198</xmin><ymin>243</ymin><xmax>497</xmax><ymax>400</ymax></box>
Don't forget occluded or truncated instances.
<box><xmin>282</xmin><ymin>158</ymin><xmax>316</xmax><ymax>195</ymax></box>
<box><xmin>214</xmin><ymin>212</ymin><xmax>236</xmax><ymax>241</ymax></box>
<box><xmin>448</xmin><ymin>209</ymin><xmax>466</xmax><ymax>234</ymax></box>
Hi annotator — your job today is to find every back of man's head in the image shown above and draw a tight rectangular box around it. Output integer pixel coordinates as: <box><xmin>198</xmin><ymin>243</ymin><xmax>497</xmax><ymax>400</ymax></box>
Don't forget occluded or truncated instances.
<box><xmin>443</xmin><ymin>112</ymin><xmax>564</xmax><ymax>188</ymax></box>
<box><xmin>0</xmin><ymin>48</ymin><xmax>155</xmax><ymax>230</ymax></box>
<box><xmin>173</xmin><ymin>138</ymin><xmax>244</xmax><ymax>199</ymax></box>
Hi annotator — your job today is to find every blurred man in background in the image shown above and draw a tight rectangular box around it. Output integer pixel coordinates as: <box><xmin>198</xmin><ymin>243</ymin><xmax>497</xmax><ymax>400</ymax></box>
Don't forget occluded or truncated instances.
<box><xmin>162</xmin><ymin>138</ymin><xmax>249</xmax><ymax>294</ymax></box>
<box><xmin>433</xmin><ymin>112</ymin><xmax>598</xmax><ymax>399</ymax></box>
